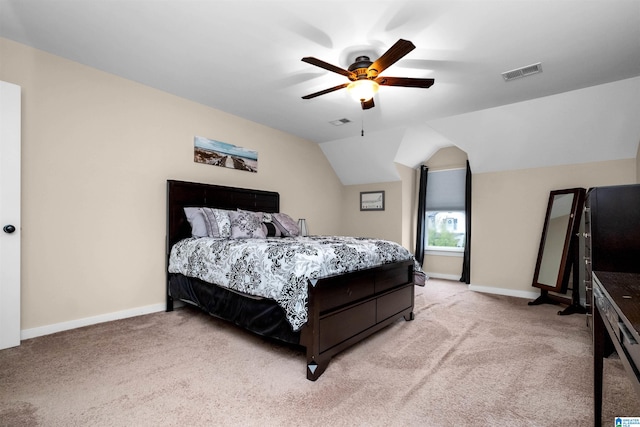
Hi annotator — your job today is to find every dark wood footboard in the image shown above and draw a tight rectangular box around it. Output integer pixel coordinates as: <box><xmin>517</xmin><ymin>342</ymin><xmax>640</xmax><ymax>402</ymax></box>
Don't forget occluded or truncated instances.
<box><xmin>301</xmin><ymin>260</ymin><xmax>415</xmax><ymax>381</ymax></box>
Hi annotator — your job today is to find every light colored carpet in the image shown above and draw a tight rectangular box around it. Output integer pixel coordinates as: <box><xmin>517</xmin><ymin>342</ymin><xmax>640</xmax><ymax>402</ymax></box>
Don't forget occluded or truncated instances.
<box><xmin>1</xmin><ymin>279</ymin><xmax>638</xmax><ymax>426</ymax></box>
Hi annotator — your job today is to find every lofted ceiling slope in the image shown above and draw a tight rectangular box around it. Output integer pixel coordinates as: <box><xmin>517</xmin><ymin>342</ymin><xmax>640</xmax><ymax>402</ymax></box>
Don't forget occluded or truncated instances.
<box><xmin>1</xmin><ymin>0</ymin><xmax>639</xmax><ymax>184</ymax></box>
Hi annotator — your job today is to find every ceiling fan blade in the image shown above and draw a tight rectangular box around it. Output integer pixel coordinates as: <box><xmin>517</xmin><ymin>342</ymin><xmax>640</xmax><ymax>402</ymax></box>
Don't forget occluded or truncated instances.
<box><xmin>368</xmin><ymin>39</ymin><xmax>415</xmax><ymax>75</ymax></box>
<box><xmin>375</xmin><ymin>76</ymin><xmax>435</xmax><ymax>88</ymax></box>
<box><xmin>301</xmin><ymin>57</ymin><xmax>355</xmax><ymax>79</ymax></box>
<box><xmin>302</xmin><ymin>83</ymin><xmax>349</xmax><ymax>99</ymax></box>
<box><xmin>361</xmin><ymin>98</ymin><xmax>375</xmax><ymax>110</ymax></box>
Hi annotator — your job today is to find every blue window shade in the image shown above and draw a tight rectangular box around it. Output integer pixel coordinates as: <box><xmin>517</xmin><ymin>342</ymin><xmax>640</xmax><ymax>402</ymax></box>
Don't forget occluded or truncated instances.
<box><xmin>425</xmin><ymin>168</ymin><xmax>466</xmax><ymax>211</ymax></box>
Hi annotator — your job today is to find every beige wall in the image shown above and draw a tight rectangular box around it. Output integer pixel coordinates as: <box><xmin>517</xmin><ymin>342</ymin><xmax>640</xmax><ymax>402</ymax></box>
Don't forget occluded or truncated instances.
<box><xmin>342</xmin><ymin>181</ymin><xmax>402</xmax><ymax>242</ymax></box>
<box><xmin>397</xmin><ymin>163</ymin><xmax>416</xmax><ymax>250</ymax></box>
<box><xmin>340</xmin><ymin>163</ymin><xmax>417</xmax><ymax>248</ymax></box>
<box><xmin>425</xmin><ymin>146</ymin><xmax>468</xmax><ymax>172</ymax></box>
<box><xmin>471</xmin><ymin>159</ymin><xmax>636</xmax><ymax>295</ymax></box>
<box><xmin>1</xmin><ymin>38</ymin><xmax>344</xmax><ymax>330</ymax></box>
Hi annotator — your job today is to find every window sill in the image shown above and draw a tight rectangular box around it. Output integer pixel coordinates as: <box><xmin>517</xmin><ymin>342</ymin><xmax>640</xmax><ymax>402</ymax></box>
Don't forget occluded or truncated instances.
<box><xmin>425</xmin><ymin>248</ymin><xmax>464</xmax><ymax>257</ymax></box>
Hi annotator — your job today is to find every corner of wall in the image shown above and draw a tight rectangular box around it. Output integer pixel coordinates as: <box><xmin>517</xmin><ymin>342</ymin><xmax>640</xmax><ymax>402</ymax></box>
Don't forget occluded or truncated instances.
<box><xmin>395</xmin><ymin>163</ymin><xmax>417</xmax><ymax>251</ymax></box>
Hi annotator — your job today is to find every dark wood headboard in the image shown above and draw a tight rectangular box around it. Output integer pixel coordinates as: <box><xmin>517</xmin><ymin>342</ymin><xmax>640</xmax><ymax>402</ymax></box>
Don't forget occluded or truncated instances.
<box><xmin>166</xmin><ymin>180</ymin><xmax>280</xmax><ymax>251</ymax></box>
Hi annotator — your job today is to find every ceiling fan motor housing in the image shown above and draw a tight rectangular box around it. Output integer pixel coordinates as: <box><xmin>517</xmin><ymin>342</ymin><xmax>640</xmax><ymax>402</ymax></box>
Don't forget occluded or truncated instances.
<box><xmin>348</xmin><ymin>56</ymin><xmax>377</xmax><ymax>80</ymax></box>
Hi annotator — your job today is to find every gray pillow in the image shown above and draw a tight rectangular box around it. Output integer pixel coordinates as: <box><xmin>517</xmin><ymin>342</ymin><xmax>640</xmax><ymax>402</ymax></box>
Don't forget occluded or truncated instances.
<box><xmin>183</xmin><ymin>207</ymin><xmax>208</xmax><ymax>238</ymax></box>
<box><xmin>272</xmin><ymin>213</ymin><xmax>300</xmax><ymax>237</ymax></box>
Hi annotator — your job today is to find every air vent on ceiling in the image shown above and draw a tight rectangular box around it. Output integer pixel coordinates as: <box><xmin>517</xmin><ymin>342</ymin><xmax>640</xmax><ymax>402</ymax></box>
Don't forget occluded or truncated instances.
<box><xmin>502</xmin><ymin>62</ymin><xmax>542</xmax><ymax>81</ymax></box>
<box><xmin>329</xmin><ymin>118</ymin><xmax>352</xmax><ymax>126</ymax></box>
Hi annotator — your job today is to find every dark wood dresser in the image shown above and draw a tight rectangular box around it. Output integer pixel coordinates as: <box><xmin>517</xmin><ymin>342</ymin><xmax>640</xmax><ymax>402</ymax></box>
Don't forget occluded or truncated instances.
<box><xmin>583</xmin><ymin>184</ymin><xmax>640</xmax><ymax>327</ymax></box>
<box><xmin>585</xmin><ymin>183</ymin><xmax>640</xmax><ymax>426</ymax></box>
<box><xmin>593</xmin><ymin>271</ymin><xmax>640</xmax><ymax>427</ymax></box>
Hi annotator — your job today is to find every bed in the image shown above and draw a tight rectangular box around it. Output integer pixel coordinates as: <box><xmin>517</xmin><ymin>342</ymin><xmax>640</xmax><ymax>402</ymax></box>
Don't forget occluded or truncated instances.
<box><xmin>166</xmin><ymin>179</ymin><xmax>424</xmax><ymax>380</ymax></box>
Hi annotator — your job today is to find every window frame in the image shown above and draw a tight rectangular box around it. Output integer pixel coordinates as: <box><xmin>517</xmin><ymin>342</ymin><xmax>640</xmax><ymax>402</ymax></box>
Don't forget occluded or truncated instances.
<box><xmin>425</xmin><ymin>209</ymin><xmax>466</xmax><ymax>255</ymax></box>
<box><xmin>424</xmin><ymin>209</ymin><xmax>467</xmax><ymax>256</ymax></box>
<box><xmin>422</xmin><ymin>167</ymin><xmax>467</xmax><ymax>257</ymax></box>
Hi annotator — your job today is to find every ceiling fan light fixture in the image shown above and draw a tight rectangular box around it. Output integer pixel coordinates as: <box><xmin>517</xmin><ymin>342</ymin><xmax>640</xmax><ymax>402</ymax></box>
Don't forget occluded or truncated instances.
<box><xmin>347</xmin><ymin>79</ymin><xmax>379</xmax><ymax>102</ymax></box>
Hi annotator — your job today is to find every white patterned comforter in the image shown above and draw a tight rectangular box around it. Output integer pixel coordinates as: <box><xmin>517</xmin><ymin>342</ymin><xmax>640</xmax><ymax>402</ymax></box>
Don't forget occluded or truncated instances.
<box><xmin>168</xmin><ymin>235</ymin><xmax>424</xmax><ymax>330</ymax></box>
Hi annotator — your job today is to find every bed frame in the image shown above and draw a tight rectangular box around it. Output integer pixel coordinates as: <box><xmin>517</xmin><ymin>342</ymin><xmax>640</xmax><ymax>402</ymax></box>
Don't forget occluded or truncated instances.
<box><xmin>166</xmin><ymin>179</ymin><xmax>415</xmax><ymax>380</ymax></box>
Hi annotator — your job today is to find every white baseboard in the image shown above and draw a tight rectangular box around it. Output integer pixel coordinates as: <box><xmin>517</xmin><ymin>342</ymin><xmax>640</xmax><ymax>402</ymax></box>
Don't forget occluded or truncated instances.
<box><xmin>468</xmin><ymin>284</ymin><xmax>539</xmax><ymax>300</ymax></box>
<box><xmin>20</xmin><ymin>302</ymin><xmax>171</xmax><ymax>341</ymax></box>
<box><xmin>426</xmin><ymin>275</ymin><xmax>540</xmax><ymax>300</ymax></box>
<box><xmin>17</xmin><ymin>283</ymin><xmax>543</xmax><ymax>341</ymax></box>
<box><xmin>425</xmin><ymin>272</ymin><xmax>461</xmax><ymax>281</ymax></box>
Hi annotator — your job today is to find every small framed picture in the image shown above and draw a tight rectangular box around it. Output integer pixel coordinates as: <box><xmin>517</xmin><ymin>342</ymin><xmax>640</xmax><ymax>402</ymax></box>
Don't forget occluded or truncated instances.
<box><xmin>360</xmin><ymin>191</ymin><xmax>385</xmax><ymax>211</ymax></box>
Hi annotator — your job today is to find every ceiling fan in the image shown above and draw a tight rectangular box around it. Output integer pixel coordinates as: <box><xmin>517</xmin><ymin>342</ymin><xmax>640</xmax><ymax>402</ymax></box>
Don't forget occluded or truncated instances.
<box><xmin>301</xmin><ymin>39</ymin><xmax>435</xmax><ymax>110</ymax></box>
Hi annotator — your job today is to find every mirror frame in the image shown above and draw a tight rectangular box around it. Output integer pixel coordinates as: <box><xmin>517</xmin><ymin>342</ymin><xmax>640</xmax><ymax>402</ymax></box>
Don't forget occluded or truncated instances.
<box><xmin>532</xmin><ymin>188</ymin><xmax>586</xmax><ymax>293</ymax></box>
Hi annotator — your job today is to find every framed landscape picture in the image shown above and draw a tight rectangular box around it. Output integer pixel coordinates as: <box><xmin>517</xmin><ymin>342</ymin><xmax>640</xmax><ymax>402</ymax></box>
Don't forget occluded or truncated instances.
<box><xmin>360</xmin><ymin>191</ymin><xmax>385</xmax><ymax>211</ymax></box>
<box><xmin>194</xmin><ymin>136</ymin><xmax>258</xmax><ymax>173</ymax></box>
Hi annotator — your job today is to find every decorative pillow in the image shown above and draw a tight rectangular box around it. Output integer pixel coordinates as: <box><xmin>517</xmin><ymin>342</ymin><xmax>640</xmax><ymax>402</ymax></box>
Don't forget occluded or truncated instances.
<box><xmin>183</xmin><ymin>207</ymin><xmax>208</xmax><ymax>238</ymax></box>
<box><xmin>200</xmin><ymin>208</ymin><xmax>232</xmax><ymax>238</ymax></box>
<box><xmin>272</xmin><ymin>212</ymin><xmax>300</xmax><ymax>237</ymax></box>
<box><xmin>261</xmin><ymin>212</ymin><xmax>273</xmax><ymax>223</ymax></box>
<box><xmin>262</xmin><ymin>222</ymin><xmax>282</xmax><ymax>237</ymax></box>
<box><xmin>238</xmin><ymin>210</ymin><xmax>282</xmax><ymax>237</ymax></box>
<box><xmin>260</xmin><ymin>212</ymin><xmax>283</xmax><ymax>237</ymax></box>
<box><xmin>229</xmin><ymin>210</ymin><xmax>267</xmax><ymax>239</ymax></box>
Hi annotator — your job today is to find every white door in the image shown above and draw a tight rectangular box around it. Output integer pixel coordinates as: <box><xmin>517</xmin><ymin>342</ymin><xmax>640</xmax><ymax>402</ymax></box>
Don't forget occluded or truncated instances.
<box><xmin>0</xmin><ymin>81</ymin><xmax>21</xmax><ymax>349</ymax></box>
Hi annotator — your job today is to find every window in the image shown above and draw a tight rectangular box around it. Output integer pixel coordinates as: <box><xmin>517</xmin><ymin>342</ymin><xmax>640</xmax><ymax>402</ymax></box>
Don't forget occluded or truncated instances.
<box><xmin>424</xmin><ymin>168</ymin><xmax>466</xmax><ymax>254</ymax></box>
<box><xmin>426</xmin><ymin>211</ymin><xmax>466</xmax><ymax>251</ymax></box>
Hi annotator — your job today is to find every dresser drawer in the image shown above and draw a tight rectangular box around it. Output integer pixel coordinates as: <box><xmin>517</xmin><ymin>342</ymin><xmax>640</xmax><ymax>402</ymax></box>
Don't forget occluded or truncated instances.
<box><xmin>620</xmin><ymin>321</ymin><xmax>640</xmax><ymax>374</ymax></box>
<box><xmin>376</xmin><ymin>285</ymin><xmax>413</xmax><ymax>322</ymax></box>
<box><xmin>375</xmin><ymin>264</ymin><xmax>411</xmax><ymax>293</ymax></box>
<box><xmin>594</xmin><ymin>285</ymin><xmax>621</xmax><ymax>341</ymax></box>
<box><xmin>316</xmin><ymin>273</ymin><xmax>375</xmax><ymax>313</ymax></box>
<box><xmin>319</xmin><ymin>300</ymin><xmax>376</xmax><ymax>352</ymax></box>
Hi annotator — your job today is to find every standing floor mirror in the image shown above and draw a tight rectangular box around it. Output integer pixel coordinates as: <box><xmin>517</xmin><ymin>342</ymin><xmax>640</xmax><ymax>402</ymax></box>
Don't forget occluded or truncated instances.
<box><xmin>529</xmin><ymin>188</ymin><xmax>586</xmax><ymax>314</ymax></box>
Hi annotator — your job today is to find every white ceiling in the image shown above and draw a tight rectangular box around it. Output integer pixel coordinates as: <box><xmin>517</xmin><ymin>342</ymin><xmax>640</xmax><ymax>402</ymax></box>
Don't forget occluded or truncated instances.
<box><xmin>1</xmin><ymin>0</ymin><xmax>639</xmax><ymax>184</ymax></box>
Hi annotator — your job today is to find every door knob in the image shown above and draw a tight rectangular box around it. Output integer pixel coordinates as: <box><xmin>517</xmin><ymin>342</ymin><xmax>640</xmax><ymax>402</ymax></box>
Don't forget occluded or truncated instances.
<box><xmin>3</xmin><ymin>225</ymin><xmax>16</xmax><ymax>234</ymax></box>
